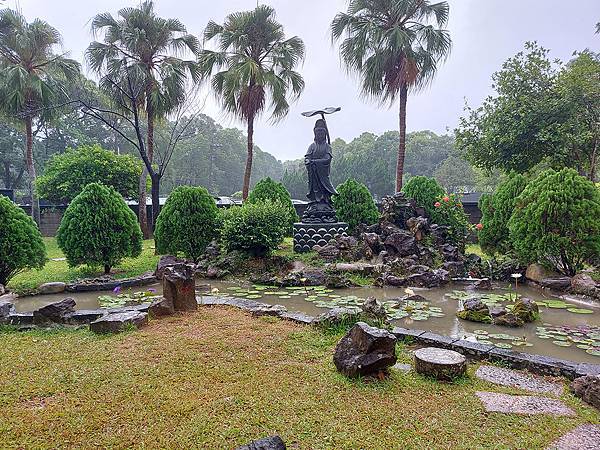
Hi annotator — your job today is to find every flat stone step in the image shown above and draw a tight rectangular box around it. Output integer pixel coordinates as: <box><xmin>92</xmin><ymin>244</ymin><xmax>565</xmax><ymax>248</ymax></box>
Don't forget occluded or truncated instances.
<box><xmin>547</xmin><ymin>424</ymin><xmax>600</xmax><ymax>450</ymax></box>
<box><xmin>476</xmin><ymin>365</ymin><xmax>564</xmax><ymax>396</ymax></box>
<box><xmin>414</xmin><ymin>347</ymin><xmax>467</xmax><ymax>381</ymax></box>
<box><xmin>476</xmin><ymin>391</ymin><xmax>575</xmax><ymax>416</ymax></box>
<box><xmin>90</xmin><ymin>311</ymin><xmax>148</xmax><ymax>334</ymax></box>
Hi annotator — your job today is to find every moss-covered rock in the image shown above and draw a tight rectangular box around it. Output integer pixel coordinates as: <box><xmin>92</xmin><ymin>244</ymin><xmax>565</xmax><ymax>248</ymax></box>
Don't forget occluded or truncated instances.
<box><xmin>511</xmin><ymin>298</ymin><xmax>539</xmax><ymax>323</ymax></box>
<box><xmin>456</xmin><ymin>298</ymin><xmax>492</xmax><ymax>324</ymax></box>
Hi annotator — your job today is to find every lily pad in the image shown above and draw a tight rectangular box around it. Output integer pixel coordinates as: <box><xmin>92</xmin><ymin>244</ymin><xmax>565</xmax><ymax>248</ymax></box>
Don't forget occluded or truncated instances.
<box><xmin>566</xmin><ymin>308</ymin><xmax>594</xmax><ymax>314</ymax></box>
<box><xmin>585</xmin><ymin>348</ymin><xmax>600</xmax><ymax>356</ymax></box>
<box><xmin>473</xmin><ymin>330</ymin><xmax>489</xmax><ymax>336</ymax></box>
<box><xmin>552</xmin><ymin>341</ymin><xmax>572</xmax><ymax>347</ymax></box>
<box><xmin>494</xmin><ymin>343</ymin><xmax>513</xmax><ymax>349</ymax></box>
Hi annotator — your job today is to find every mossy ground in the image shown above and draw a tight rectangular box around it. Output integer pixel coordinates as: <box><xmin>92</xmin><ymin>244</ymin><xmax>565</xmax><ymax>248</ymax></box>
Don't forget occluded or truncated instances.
<box><xmin>8</xmin><ymin>238</ymin><xmax>158</xmax><ymax>294</ymax></box>
<box><xmin>0</xmin><ymin>307</ymin><xmax>597</xmax><ymax>449</ymax></box>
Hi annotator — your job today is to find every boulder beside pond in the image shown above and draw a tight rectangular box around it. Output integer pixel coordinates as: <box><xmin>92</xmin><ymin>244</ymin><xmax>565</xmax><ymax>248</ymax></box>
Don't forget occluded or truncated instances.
<box><xmin>37</xmin><ymin>282</ymin><xmax>66</xmax><ymax>294</ymax></box>
<box><xmin>456</xmin><ymin>298</ymin><xmax>492</xmax><ymax>324</ymax></box>
<box><xmin>570</xmin><ymin>375</ymin><xmax>600</xmax><ymax>411</ymax></box>
<box><xmin>90</xmin><ymin>311</ymin><xmax>148</xmax><ymax>334</ymax></box>
<box><xmin>0</xmin><ymin>298</ymin><xmax>15</xmax><ymax>321</ymax></box>
<box><xmin>33</xmin><ymin>298</ymin><xmax>76</xmax><ymax>324</ymax></box>
<box><xmin>333</xmin><ymin>322</ymin><xmax>397</xmax><ymax>378</ymax></box>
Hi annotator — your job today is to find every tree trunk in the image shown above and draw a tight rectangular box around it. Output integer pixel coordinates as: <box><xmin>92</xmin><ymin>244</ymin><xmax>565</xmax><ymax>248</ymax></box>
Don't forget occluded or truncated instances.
<box><xmin>242</xmin><ymin>116</ymin><xmax>254</xmax><ymax>201</ymax></box>
<box><xmin>150</xmin><ymin>172</ymin><xmax>160</xmax><ymax>232</ymax></box>
<box><xmin>395</xmin><ymin>85</ymin><xmax>408</xmax><ymax>193</ymax></box>
<box><xmin>590</xmin><ymin>137</ymin><xmax>598</xmax><ymax>183</ymax></box>
<box><xmin>104</xmin><ymin>264</ymin><xmax>111</xmax><ymax>275</ymax></box>
<box><xmin>139</xmin><ymin>100</ymin><xmax>155</xmax><ymax>239</ymax></box>
<box><xmin>25</xmin><ymin>117</ymin><xmax>40</xmax><ymax>224</ymax></box>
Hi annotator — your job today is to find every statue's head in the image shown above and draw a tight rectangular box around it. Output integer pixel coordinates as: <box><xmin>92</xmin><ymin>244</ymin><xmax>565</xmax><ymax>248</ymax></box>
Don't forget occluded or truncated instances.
<box><xmin>314</xmin><ymin>125</ymin><xmax>327</xmax><ymax>144</ymax></box>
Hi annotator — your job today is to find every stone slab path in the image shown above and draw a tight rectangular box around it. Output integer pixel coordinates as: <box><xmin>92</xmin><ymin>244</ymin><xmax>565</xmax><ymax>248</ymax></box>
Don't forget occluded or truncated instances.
<box><xmin>476</xmin><ymin>391</ymin><xmax>575</xmax><ymax>416</ymax></box>
<box><xmin>391</xmin><ymin>363</ymin><xmax>412</xmax><ymax>373</ymax></box>
<box><xmin>475</xmin><ymin>365</ymin><xmax>564</xmax><ymax>396</ymax></box>
<box><xmin>546</xmin><ymin>424</ymin><xmax>600</xmax><ymax>450</ymax></box>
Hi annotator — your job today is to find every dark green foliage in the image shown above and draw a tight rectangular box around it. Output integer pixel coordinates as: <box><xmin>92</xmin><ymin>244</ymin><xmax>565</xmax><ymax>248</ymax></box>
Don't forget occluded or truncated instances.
<box><xmin>247</xmin><ymin>177</ymin><xmax>297</xmax><ymax>233</ymax></box>
<box><xmin>0</xmin><ymin>195</ymin><xmax>46</xmax><ymax>285</ymax></box>
<box><xmin>333</xmin><ymin>179</ymin><xmax>379</xmax><ymax>232</ymax></box>
<box><xmin>36</xmin><ymin>145</ymin><xmax>142</xmax><ymax>203</ymax></box>
<box><xmin>478</xmin><ymin>173</ymin><xmax>528</xmax><ymax>255</ymax></box>
<box><xmin>57</xmin><ymin>183</ymin><xmax>142</xmax><ymax>274</ymax></box>
<box><xmin>402</xmin><ymin>176</ymin><xmax>445</xmax><ymax>217</ymax></box>
<box><xmin>154</xmin><ymin>186</ymin><xmax>219</xmax><ymax>260</ymax></box>
<box><xmin>220</xmin><ymin>202</ymin><xmax>288</xmax><ymax>257</ymax></box>
<box><xmin>509</xmin><ymin>168</ymin><xmax>600</xmax><ymax>276</ymax></box>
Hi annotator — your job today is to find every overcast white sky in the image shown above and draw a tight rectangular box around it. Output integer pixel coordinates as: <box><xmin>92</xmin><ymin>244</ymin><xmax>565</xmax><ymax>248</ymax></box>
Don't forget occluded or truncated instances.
<box><xmin>10</xmin><ymin>0</ymin><xmax>600</xmax><ymax>161</ymax></box>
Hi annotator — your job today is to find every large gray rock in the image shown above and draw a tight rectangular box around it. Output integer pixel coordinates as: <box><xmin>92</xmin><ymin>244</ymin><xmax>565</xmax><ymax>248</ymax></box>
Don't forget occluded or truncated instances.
<box><xmin>570</xmin><ymin>273</ymin><xmax>599</xmax><ymax>297</ymax></box>
<box><xmin>0</xmin><ymin>298</ymin><xmax>15</xmax><ymax>320</ymax></box>
<box><xmin>333</xmin><ymin>322</ymin><xmax>397</xmax><ymax>377</ymax></box>
<box><xmin>38</xmin><ymin>282</ymin><xmax>66</xmax><ymax>294</ymax></box>
<box><xmin>155</xmin><ymin>255</ymin><xmax>188</xmax><ymax>280</ymax></box>
<box><xmin>33</xmin><ymin>298</ymin><xmax>76</xmax><ymax>324</ymax></box>
<box><xmin>235</xmin><ymin>435</ymin><xmax>286</xmax><ymax>450</ymax></box>
<box><xmin>148</xmin><ymin>297</ymin><xmax>175</xmax><ymax>317</ymax></box>
<box><xmin>570</xmin><ymin>375</ymin><xmax>600</xmax><ymax>411</ymax></box>
<box><xmin>540</xmin><ymin>277</ymin><xmax>572</xmax><ymax>291</ymax></box>
<box><xmin>163</xmin><ymin>264</ymin><xmax>197</xmax><ymax>312</ymax></box>
<box><xmin>384</xmin><ymin>231</ymin><xmax>418</xmax><ymax>257</ymax></box>
<box><xmin>360</xmin><ymin>297</ymin><xmax>387</xmax><ymax>322</ymax></box>
<box><xmin>511</xmin><ymin>297</ymin><xmax>539</xmax><ymax>323</ymax></box>
<box><xmin>525</xmin><ymin>263</ymin><xmax>558</xmax><ymax>283</ymax></box>
<box><xmin>414</xmin><ymin>347</ymin><xmax>467</xmax><ymax>381</ymax></box>
<box><xmin>90</xmin><ymin>311</ymin><xmax>148</xmax><ymax>334</ymax></box>
<box><xmin>456</xmin><ymin>298</ymin><xmax>492</xmax><ymax>324</ymax></box>
<box><xmin>313</xmin><ymin>307</ymin><xmax>361</xmax><ymax>326</ymax></box>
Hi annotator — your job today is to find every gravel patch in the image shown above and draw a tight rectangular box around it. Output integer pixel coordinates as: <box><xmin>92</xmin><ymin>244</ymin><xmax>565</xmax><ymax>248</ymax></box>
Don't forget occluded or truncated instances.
<box><xmin>475</xmin><ymin>391</ymin><xmax>575</xmax><ymax>416</ymax></box>
<box><xmin>546</xmin><ymin>424</ymin><xmax>600</xmax><ymax>450</ymax></box>
<box><xmin>476</xmin><ymin>365</ymin><xmax>564</xmax><ymax>396</ymax></box>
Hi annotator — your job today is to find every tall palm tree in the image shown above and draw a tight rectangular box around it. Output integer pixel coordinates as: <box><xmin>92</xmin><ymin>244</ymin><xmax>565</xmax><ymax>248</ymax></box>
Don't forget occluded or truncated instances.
<box><xmin>87</xmin><ymin>0</ymin><xmax>199</xmax><ymax>236</ymax></box>
<box><xmin>199</xmin><ymin>5</ymin><xmax>305</xmax><ymax>200</ymax></box>
<box><xmin>0</xmin><ymin>8</ymin><xmax>79</xmax><ymax>223</ymax></box>
<box><xmin>332</xmin><ymin>0</ymin><xmax>451</xmax><ymax>192</ymax></box>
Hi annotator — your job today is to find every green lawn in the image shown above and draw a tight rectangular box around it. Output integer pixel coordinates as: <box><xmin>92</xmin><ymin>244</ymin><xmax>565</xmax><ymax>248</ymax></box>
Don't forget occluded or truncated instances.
<box><xmin>0</xmin><ymin>307</ymin><xmax>597</xmax><ymax>449</ymax></box>
<box><xmin>8</xmin><ymin>238</ymin><xmax>159</xmax><ymax>294</ymax></box>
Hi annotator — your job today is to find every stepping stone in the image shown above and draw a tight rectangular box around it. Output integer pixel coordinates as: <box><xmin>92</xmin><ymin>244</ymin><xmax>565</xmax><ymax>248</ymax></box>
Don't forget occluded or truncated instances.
<box><xmin>476</xmin><ymin>391</ymin><xmax>575</xmax><ymax>416</ymax></box>
<box><xmin>414</xmin><ymin>347</ymin><xmax>467</xmax><ymax>381</ymax></box>
<box><xmin>392</xmin><ymin>363</ymin><xmax>412</xmax><ymax>373</ymax></box>
<box><xmin>547</xmin><ymin>424</ymin><xmax>600</xmax><ymax>450</ymax></box>
<box><xmin>90</xmin><ymin>311</ymin><xmax>148</xmax><ymax>334</ymax></box>
<box><xmin>476</xmin><ymin>365</ymin><xmax>564</xmax><ymax>396</ymax></box>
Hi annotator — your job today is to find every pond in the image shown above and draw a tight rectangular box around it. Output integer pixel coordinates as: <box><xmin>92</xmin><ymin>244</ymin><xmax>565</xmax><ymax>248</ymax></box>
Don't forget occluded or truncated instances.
<box><xmin>13</xmin><ymin>280</ymin><xmax>600</xmax><ymax>364</ymax></box>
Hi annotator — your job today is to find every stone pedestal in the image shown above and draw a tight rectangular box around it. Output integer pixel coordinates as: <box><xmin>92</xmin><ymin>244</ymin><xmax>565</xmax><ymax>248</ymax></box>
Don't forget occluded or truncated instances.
<box><xmin>163</xmin><ymin>264</ymin><xmax>197</xmax><ymax>312</ymax></box>
<box><xmin>293</xmin><ymin>222</ymin><xmax>348</xmax><ymax>253</ymax></box>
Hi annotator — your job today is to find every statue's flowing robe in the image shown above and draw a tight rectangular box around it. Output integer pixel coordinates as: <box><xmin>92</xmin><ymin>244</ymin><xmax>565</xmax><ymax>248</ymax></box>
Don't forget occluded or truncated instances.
<box><xmin>305</xmin><ymin>141</ymin><xmax>337</xmax><ymax>203</ymax></box>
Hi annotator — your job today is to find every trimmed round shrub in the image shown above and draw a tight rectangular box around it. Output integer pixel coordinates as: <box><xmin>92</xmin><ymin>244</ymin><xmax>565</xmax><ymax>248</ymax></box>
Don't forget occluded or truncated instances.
<box><xmin>154</xmin><ymin>186</ymin><xmax>219</xmax><ymax>260</ymax></box>
<box><xmin>0</xmin><ymin>195</ymin><xmax>46</xmax><ymax>285</ymax></box>
<box><xmin>431</xmin><ymin>193</ymin><xmax>471</xmax><ymax>248</ymax></box>
<box><xmin>57</xmin><ymin>183</ymin><xmax>143</xmax><ymax>274</ymax></box>
<box><xmin>402</xmin><ymin>176</ymin><xmax>445</xmax><ymax>218</ymax></box>
<box><xmin>509</xmin><ymin>168</ymin><xmax>600</xmax><ymax>276</ymax></box>
<box><xmin>478</xmin><ymin>173</ymin><xmax>528</xmax><ymax>255</ymax></box>
<box><xmin>220</xmin><ymin>201</ymin><xmax>288</xmax><ymax>257</ymax></box>
<box><xmin>247</xmin><ymin>177</ymin><xmax>297</xmax><ymax>233</ymax></box>
<box><xmin>333</xmin><ymin>178</ymin><xmax>379</xmax><ymax>232</ymax></box>
<box><xmin>36</xmin><ymin>144</ymin><xmax>142</xmax><ymax>204</ymax></box>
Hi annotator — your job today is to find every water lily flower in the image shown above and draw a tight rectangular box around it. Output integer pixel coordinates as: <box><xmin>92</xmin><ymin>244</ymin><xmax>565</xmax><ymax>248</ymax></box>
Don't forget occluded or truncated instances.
<box><xmin>147</xmin><ymin>288</ymin><xmax>157</xmax><ymax>293</ymax></box>
<box><xmin>211</xmin><ymin>288</ymin><xmax>219</xmax><ymax>294</ymax></box>
<box><xmin>443</xmin><ymin>196</ymin><xmax>450</xmax><ymax>202</ymax></box>
<box><xmin>113</xmin><ymin>286</ymin><xmax>122</xmax><ymax>294</ymax></box>
<box><xmin>476</xmin><ymin>223</ymin><xmax>483</xmax><ymax>230</ymax></box>
<box><xmin>511</xmin><ymin>273</ymin><xmax>522</xmax><ymax>279</ymax></box>
<box><xmin>404</xmin><ymin>288</ymin><xmax>415</xmax><ymax>296</ymax></box>
<box><xmin>434</xmin><ymin>201</ymin><xmax>441</xmax><ymax>208</ymax></box>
